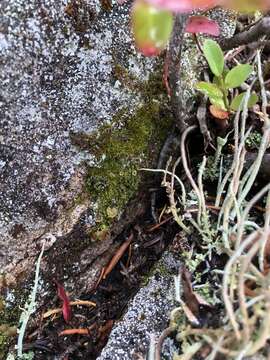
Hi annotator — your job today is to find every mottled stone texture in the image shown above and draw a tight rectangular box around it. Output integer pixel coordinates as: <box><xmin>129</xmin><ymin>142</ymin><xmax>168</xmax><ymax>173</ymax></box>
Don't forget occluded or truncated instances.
<box><xmin>97</xmin><ymin>252</ymin><xmax>180</xmax><ymax>360</ymax></box>
<box><xmin>0</xmin><ymin>0</ymin><xmax>156</xmax><ymax>279</ymax></box>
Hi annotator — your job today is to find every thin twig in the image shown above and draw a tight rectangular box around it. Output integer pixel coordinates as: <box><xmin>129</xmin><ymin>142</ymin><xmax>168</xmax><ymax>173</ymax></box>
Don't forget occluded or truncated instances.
<box><xmin>103</xmin><ymin>233</ymin><xmax>133</xmax><ymax>278</ymax></box>
<box><xmin>155</xmin><ymin>327</ymin><xmax>174</xmax><ymax>360</ymax></box>
<box><xmin>196</xmin><ymin>93</ymin><xmax>214</xmax><ymax>151</ymax></box>
<box><xmin>180</xmin><ymin>125</ymin><xmax>204</xmax><ymax>224</ymax></box>
<box><xmin>222</xmin><ymin>231</ymin><xmax>259</xmax><ymax>340</ymax></box>
<box><xmin>257</xmin><ymin>49</ymin><xmax>268</xmax><ymax>117</ymax></box>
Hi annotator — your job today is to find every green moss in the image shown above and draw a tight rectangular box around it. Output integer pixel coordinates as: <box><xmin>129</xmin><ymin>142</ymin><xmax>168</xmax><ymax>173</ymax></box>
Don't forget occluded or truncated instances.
<box><xmin>86</xmin><ymin>100</ymin><xmax>171</xmax><ymax>228</ymax></box>
<box><xmin>0</xmin><ymin>333</ymin><xmax>8</xmax><ymax>359</ymax></box>
<box><xmin>111</xmin><ymin>58</ymin><xmax>165</xmax><ymax>98</ymax></box>
<box><xmin>81</xmin><ymin>65</ymin><xmax>172</xmax><ymax>231</ymax></box>
<box><xmin>245</xmin><ymin>131</ymin><xmax>262</xmax><ymax>150</ymax></box>
<box><xmin>69</xmin><ymin>63</ymin><xmax>172</xmax><ymax>235</ymax></box>
<box><xmin>0</xmin><ymin>283</ymin><xmax>35</xmax><ymax>358</ymax></box>
<box><xmin>112</xmin><ymin>63</ymin><xmax>142</xmax><ymax>91</ymax></box>
<box><xmin>142</xmin><ymin>258</ymin><xmax>173</xmax><ymax>286</ymax></box>
<box><xmin>0</xmin><ymin>295</ymin><xmax>21</xmax><ymax>358</ymax></box>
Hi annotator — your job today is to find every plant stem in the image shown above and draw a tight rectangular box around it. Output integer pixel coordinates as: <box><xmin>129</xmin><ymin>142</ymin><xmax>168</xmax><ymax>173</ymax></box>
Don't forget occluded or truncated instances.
<box><xmin>168</xmin><ymin>14</ymin><xmax>189</xmax><ymax>133</ymax></box>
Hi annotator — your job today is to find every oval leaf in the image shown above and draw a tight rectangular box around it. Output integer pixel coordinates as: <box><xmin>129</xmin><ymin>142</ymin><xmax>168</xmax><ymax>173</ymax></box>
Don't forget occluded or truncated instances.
<box><xmin>209</xmin><ymin>96</ymin><xmax>226</xmax><ymax>111</ymax></box>
<box><xmin>230</xmin><ymin>92</ymin><xmax>258</xmax><ymax>111</ymax></box>
<box><xmin>186</xmin><ymin>16</ymin><xmax>220</xmax><ymax>36</ymax></box>
<box><xmin>203</xmin><ymin>39</ymin><xmax>224</xmax><ymax>77</ymax></box>
<box><xmin>195</xmin><ymin>81</ymin><xmax>223</xmax><ymax>98</ymax></box>
<box><xmin>225</xmin><ymin>64</ymin><xmax>253</xmax><ymax>89</ymax></box>
<box><xmin>131</xmin><ymin>0</ymin><xmax>173</xmax><ymax>56</ymax></box>
<box><xmin>209</xmin><ymin>105</ymin><xmax>229</xmax><ymax>120</ymax></box>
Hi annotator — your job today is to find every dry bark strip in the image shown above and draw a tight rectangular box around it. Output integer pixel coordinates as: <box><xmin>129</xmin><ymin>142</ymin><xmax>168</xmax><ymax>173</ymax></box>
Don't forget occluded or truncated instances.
<box><xmin>103</xmin><ymin>233</ymin><xmax>133</xmax><ymax>279</ymax></box>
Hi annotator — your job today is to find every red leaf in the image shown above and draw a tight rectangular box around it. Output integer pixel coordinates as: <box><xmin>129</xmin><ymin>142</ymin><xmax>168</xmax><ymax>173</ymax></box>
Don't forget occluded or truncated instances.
<box><xmin>140</xmin><ymin>45</ymin><xmax>162</xmax><ymax>57</ymax></box>
<box><xmin>186</xmin><ymin>16</ymin><xmax>220</xmax><ymax>36</ymax></box>
<box><xmin>55</xmin><ymin>280</ymin><xmax>72</xmax><ymax>323</ymax></box>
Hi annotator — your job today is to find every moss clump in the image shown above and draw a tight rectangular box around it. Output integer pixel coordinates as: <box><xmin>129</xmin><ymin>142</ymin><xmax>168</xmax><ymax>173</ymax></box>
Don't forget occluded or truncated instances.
<box><xmin>68</xmin><ymin>63</ymin><xmax>172</xmax><ymax>233</ymax></box>
<box><xmin>142</xmin><ymin>259</ymin><xmax>171</xmax><ymax>286</ymax></box>
<box><xmin>112</xmin><ymin>63</ymin><xmax>142</xmax><ymax>91</ymax></box>
<box><xmin>245</xmin><ymin>130</ymin><xmax>262</xmax><ymax>150</ymax></box>
<box><xmin>0</xmin><ymin>333</ymin><xmax>8</xmax><ymax>359</ymax></box>
<box><xmin>0</xmin><ymin>295</ymin><xmax>21</xmax><ymax>358</ymax></box>
<box><xmin>86</xmin><ymin>100</ymin><xmax>171</xmax><ymax>228</ymax></box>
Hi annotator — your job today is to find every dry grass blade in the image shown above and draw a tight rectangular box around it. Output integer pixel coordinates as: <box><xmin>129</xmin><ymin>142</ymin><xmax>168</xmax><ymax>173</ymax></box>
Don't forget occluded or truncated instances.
<box><xmin>103</xmin><ymin>233</ymin><xmax>133</xmax><ymax>279</ymax></box>
<box><xmin>58</xmin><ymin>328</ymin><xmax>90</xmax><ymax>336</ymax></box>
<box><xmin>43</xmin><ymin>300</ymin><xmax>96</xmax><ymax>319</ymax></box>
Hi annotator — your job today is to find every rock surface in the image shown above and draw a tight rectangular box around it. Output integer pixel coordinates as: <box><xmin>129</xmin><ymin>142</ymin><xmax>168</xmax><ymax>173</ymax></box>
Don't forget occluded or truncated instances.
<box><xmin>0</xmin><ymin>0</ymin><xmax>157</xmax><ymax>280</ymax></box>
<box><xmin>97</xmin><ymin>251</ymin><xmax>180</xmax><ymax>360</ymax></box>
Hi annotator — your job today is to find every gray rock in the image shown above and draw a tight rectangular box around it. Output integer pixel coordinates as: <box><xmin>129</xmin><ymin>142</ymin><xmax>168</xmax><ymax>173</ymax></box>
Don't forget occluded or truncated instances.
<box><xmin>0</xmin><ymin>0</ymin><xmax>157</xmax><ymax>280</ymax></box>
<box><xmin>0</xmin><ymin>0</ymin><xmax>237</xmax><ymax>294</ymax></box>
<box><xmin>97</xmin><ymin>251</ymin><xmax>181</xmax><ymax>360</ymax></box>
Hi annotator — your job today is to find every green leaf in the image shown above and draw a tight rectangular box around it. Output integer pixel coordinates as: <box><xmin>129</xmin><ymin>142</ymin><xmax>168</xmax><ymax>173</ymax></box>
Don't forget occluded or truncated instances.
<box><xmin>203</xmin><ymin>39</ymin><xmax>224</xmax><ymax>77</ymax></box>
<box><xmin>209</xmin><ymin>96</ymin><xmax>226</xmax><ymax>110</ymax></box>
<box><xmin>225</xmin><ymin>64</ymin><xmax>253</xmax><ymax>89</ymax></box>
<box><xmin>132</xmin><ymin>0</ymin><xmax>173</xmax><ymax>56</ymax></box>
<box><xmin>195</xmin><ymin>81</ymin><xmax>223</xmax><ymax>98</ymax></box>
<box><xmin>213</xmin><ymin>75</ymin><xmax>222</xmax><ymax>87</ymax></box>
<box><xmin>230</xmin><ymin>92</ymin><xmax>258</xmax><ymax>111</ymax></box>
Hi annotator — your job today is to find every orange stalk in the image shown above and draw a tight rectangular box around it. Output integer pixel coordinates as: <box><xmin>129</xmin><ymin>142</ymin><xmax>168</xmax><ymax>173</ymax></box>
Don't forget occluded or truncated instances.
<box><xmin>103</xmin><ymin>233</ymin><xmax>133</xmax><ymax>279</ymax></box>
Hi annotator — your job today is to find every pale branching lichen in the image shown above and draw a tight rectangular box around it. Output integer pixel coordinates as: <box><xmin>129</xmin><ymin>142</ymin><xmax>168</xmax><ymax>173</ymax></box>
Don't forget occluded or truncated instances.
<box><xmin>245</xmin><ymin>130</ymin><xmax>262</xmax><ymax>150</ymax></box>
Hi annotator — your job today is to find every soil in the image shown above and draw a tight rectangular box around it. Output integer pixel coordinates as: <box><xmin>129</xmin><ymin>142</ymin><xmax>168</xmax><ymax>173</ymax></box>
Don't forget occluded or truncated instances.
<box><xmin>11</xmin><ymin>182</ymin><xmax>179</xmax><ymax>359</ymax></box>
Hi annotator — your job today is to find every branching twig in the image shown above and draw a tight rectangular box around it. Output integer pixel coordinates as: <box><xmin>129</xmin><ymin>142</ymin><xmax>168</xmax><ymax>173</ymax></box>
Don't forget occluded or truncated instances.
<box><xmin>220</xmin><ymin>17</ymin><xmax>270</xmax><ymax>51</ymax></box>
